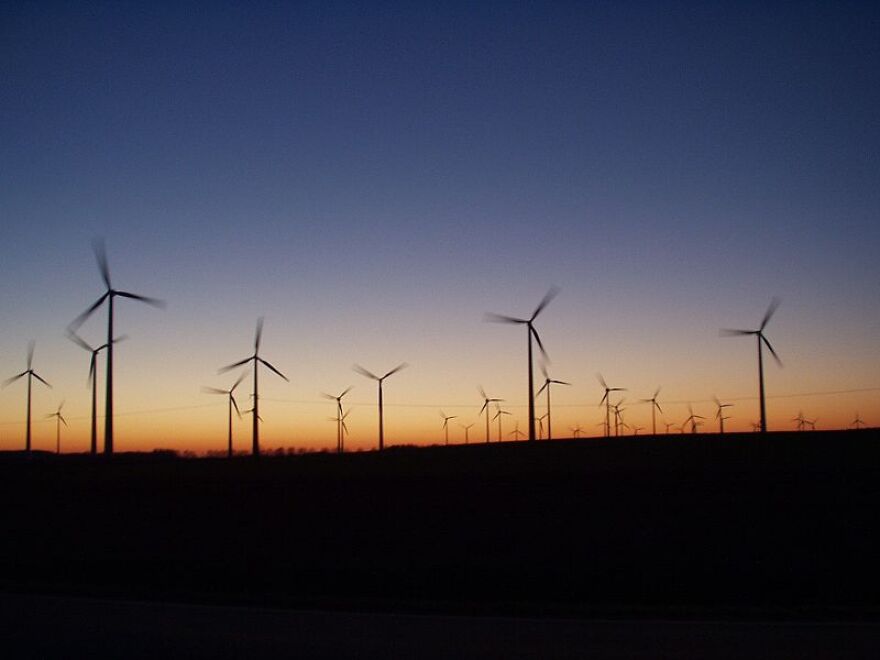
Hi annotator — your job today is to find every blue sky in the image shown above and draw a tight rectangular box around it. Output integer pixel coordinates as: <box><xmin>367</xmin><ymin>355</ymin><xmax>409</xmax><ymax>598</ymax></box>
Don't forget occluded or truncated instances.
<box><xmin>1</xmin><ymin>1</ymin><xmax>878</xmax><ymax>451</ymax></box>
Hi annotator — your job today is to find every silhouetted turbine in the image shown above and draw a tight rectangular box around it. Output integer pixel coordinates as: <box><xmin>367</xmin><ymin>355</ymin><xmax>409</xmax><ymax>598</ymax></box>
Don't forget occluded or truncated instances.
<box><xmin>570</xmin><ymin>425</ymin><xmax>583</xmax><ymax>439</ymax></box>
<box><xmin>46</xmin><ymin>401</ymin><xmax>67</xmax><ymax>454</ymax></box>
<box><xmin>459</xmin><ymin>422</ymin><xmax>475</xmax><ymax>444</ymax></box>
<box><xmin>219</xmin><ymin>318</ymin><xmax>288</xmax><ymax>457</ymax></box>
<box><xmin>612</xmin><ymin>399</ymin><xmax>626</xmax><ymax>437</ymax></box>
<box><xmin>68</xmin><ymin>240</ymin><xmax>165</xmax><ymax>454</ymax></box>
<box><xmin>663</xmin><ymin>421</ymin><xmax>676</xmax><ymax>434</ymax></box>
<box><xmin>851</xmin><ymin>413</ymin><xmax>865</xmax><ymax>430</ymax></box>
<box><xmin>597</xmin><ymin>374</ymin><xmax>626</xmax><ymax>438</ymax></box>
<box><xmin>714</xmin><ymin>396</ymin><xmax>734</xmax><ymax>434</ymax></box>
<box><xmin>478</xmin><ymin>386</ymin><xmax>503</xmax><ymax>443</ymax></box>
<box><xmin>493</xmin><ymin>406</ymin><xmax>511</xmax><ymax>442</ymax></box>
<box><xmin>486</xmin><ymin>287</ymin><xmax>559</xmax><ymax>442</ymax></box>
<box><xmin>640</xmin><ymin>386</ymin><xmax>662</xmax><ymax>435</ymax></box>
<box><xmin>721</xmin><ymin>298</ymin><xmax>782</xmax><ymax>433</ymax></box>
<box><xmin>353</xmin><ymin>363</ymin><xmax>408</xmax><ymax>451</ymax></box>
<box><xmin>683</xmin><ymin>403</ymin><xmax>705</xmax><ymax>434</ymax></box>
<box><xmin>535</xmin><ymin>365</ymin><xmax>570</xmax><ymax>441</ymax></box>
<box><xmin>67</xmin><ymin>331</ymin><xmax>126</xmax><ymax>455</ymax></box>
<box><xmin>328</xmin><ymin>409</ymin><xmax>351</xmax><ymax>449</ymax></box>
<box><xmin>322</xmin><ymin>386</ymin><xmax>353</xmax><ymax>453</ymax></box>
<box><xmin>793</xmin><ymin>411</ymin><xmax>806</xmax><ymax>431</ymax></box>
<box><xmin>2</xmin><ymin>342</ymin><xmax>51</xmax><ymax>452</ymax></box>
<box><xmin>537</xmin><ymin>413</ymin><xmax>549</xmax><ymax>440</ymax></box>
<box><xmin>508</xmin><ymin>421</ymin><xmax>526</xmax><ymax>441</ymax></box>
<box><xmin>202</xmin><ymin>373</ymin><xmax>245</xmax><ymax>458</ymax></box>
<box><xmin>439</xmin><ymin>410</ymin><xmax>457</xmax><ymax>445</ymax></box>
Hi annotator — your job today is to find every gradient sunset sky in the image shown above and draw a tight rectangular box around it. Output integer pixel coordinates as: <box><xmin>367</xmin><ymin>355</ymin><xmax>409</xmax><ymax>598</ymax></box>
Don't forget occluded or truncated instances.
<box><xmin>1</xmin><ymin>1</ymin><xmax>878</xmax><ymax>453</ymax></box>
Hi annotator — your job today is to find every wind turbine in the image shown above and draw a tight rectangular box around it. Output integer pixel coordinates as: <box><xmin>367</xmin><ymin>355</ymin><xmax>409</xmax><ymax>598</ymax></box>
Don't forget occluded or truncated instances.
<box><xmin>793</xmin><ymin>411</ymin><xmax>806</xmax><ymax>431</ymax></box>
<box><xmin>329</xmin><ymin>410</ymin><xmax>351</xmax><ymax>450</ymax></box>
<box><xmin>851</xmin><ymin>413</ymin><xmax>865</xmax><ymax>430</ymax></box>
<box><xmin>68</xmin><ymin>240</ymin><xmax>164</xmax><ymax>454</ymax></box>
<box><xmin>612</xmin><ymin>400</ymin><xmax>626</xmax><ymax>437</ymax></box>
<box><xmin>439</xmin><ymin>410</ymin><xmax>457</xmax><ymax>445</ymax></box>
<box><xmin>537</xmin><ymin>413</ymin><xmax>549</xmax><ymax>440</ymax></box>
<box><xmin>459</xmin><ymin>422</ymin><xmax>475</xmax><ymax>444</ymax></box>
<box><xmin>486</xmin><ymin>287</ymin><xmax>559</xmax><ymax>442</ymax></box>
<box><xmin>663</xmin><ymin>421</ymin><xmax>676</xmax><ymax>434</ymax></box>
<box><xmin>67</xmin><ymin>331</ymin><xmax>125</xmax><ymax>455</ymax></box>
<box><xmin>478</xmin><ymin>386</ymin><xmax>503</xmax><ymax>443</ymax></box>
<box><xmin>202</xmin><ymin>373</ymin><xmax>245</xmax><ymax>458</ymax></box>
<box><xmin>631</xmin><ymin>424</ymin><xmax>644</xmax><ymax>436</ymax></box>
<box><xmin>721</xmin><ymin>298</ymin><xmax>782</xmax><ymax>433</ymax></box>
<box><xmin>322</xmin><ymin>387</ymin><xmax>353</xmax><ymax>453</ymax></box>
<box><xmin>46</xmin><ymin>402</ymin><xmax>67</xmax><ymax>454</ymax></box>
<box><xmin>219</xmin><ymin>318</ymin><xmax>289</xmax><ymax>457</ymax></box>
<box><xmin>570</xmin><ymin>425</ymin><xmax>583</xmax><ymax>439</ymax></box>
<box><xmin>535</xmin><ymin>365</ymin><xmax>570</xmax><ymax>441</ymax></box>
<box><xmin>508</xmin><ymin>421</ymin><xmax>526</xmax><ymax>441</ymax></box>
<box><xmin>2</xmin><ymin>342</ymin><xmax>51</xmax><ymax>452</ymax></box>
<box><xmin>683</xmin><ymin>404</ymin><xmax>705</xmax><ymax>434</ymax></box>
<box><xmin>353</xmin><ymin>363</ymin><xmax>408</xmax><ymax>451</ymax></box>
<box><xmin>714</xmin><ymin>396</ymin><xmax>734</xmax><ymax>434</ymax></box>
<box><xmin>750</xmin><ymin>421</ymin><xmax>761</xmax><ymax>432</ymax></box>
<box><xmin>640</xmin><ymin>387</ymin><xmax>663</xmax><ymax>435</ymax></box>
<box><xmin>597</xmin><ymin>374</ymin><xmax>626</xmax><ymax>438</ymax></box>
<box><xmin>493</xmin><ymin>406</ymin><xmax>511</xmax><ymax>442</ymax></box>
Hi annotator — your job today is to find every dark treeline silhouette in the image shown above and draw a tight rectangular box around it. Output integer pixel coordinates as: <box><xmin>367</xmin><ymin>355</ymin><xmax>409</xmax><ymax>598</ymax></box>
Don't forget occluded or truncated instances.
<box><xmin>1</xmin><ymin>429</ymin><xmax>879</xmax><ymax>619</ymax></box>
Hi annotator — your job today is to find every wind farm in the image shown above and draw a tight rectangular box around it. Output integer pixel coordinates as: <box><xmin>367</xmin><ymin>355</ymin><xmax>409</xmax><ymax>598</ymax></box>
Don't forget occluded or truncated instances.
<box><xmin>2</xmin><ymin>2</ymin><xmax>879</xmax><ymax>649</ymax></box>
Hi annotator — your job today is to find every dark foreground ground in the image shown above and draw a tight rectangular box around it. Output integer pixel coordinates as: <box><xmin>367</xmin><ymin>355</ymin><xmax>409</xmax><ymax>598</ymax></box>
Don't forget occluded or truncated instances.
<box><xmin>1</xmin><ymin>430</ymin><xmax>879</xmax><ymax>653</ymax></box>
<box><xmin>3</xmin><ymin>593</ymin><xmax>880</xmax><ymax>659</ymax></box>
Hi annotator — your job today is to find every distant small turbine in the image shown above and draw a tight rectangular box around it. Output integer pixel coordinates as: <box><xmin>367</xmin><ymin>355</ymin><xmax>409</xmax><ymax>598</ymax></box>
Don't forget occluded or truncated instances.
<box><xmin>663</xmin><ymin>421</ymin><xmax>676</xmax><ymax>434</ymax></box>
<box><xmin>493</xmin><ymin>406</ymin><xmax>511</xmax><ymax>442</ymax></box>
<box><xmin>714</xmin><ymin>397</ymin><xmax>734</xmax><ymax>434</ymax></box>
<box><xmin>537</xmin><ymin>413</ymin><xmax>549</xmax><ymax>440</ymax></box>
<box><xmin>508</xmin><ymin>421</ymin><xmax>526</xmax><ymax>441</ymax></box>
<box><xmin>2</xmin><ymin>342</ymin><xmax>51</xmax><ymax>452</ymax></box>
<box><xmin>459</xmin><ymin>422</ymin><xmax>475</xmax><ymax>444</ymax></box>
<box><xmin>486</xmin><ymin>287</ymin><xmax>559</xmax><ymax>442</ymax></box>
<box><xmin>612</xmin><ymin>400</ymin><xmax>626</xmax><ymax>437</ymax></box>
<box><xmin>67</xmin><ymin>331</ymin><xmax>125</xmax><ymax>455</ymax></box>
<box><xmin>597</xmin><ymin>374</ymin><xmax>626</xmax><ymax>438</ymax></box>
<box><xmin>851</xmin><ymin>413</ymin><xmax>865</xmax><ymax>430</ymax></box>
<box><xmin>353</xmin><ymin>363</ymin><xmax>408</xmax><ymax>451</ymax></box>
<box><xmin>570</xmin><ymin>425</ymin><xmax>583</xmax><ymax>439</ymax></box>
<box><xmin>478</xmin><ymin>386</ymin><xmax>503</xmax><ymax>443</ymax></box>
<box><xmin>683</xmin><ymin>404</ymin><xmax>705</xmax><ymax>434</ymax></box>
<box><xmin>219</xmin><ymin>318</ymin><xmax>288</xmax><ymax>457</ymax></box>
<box><xmin>793</xmin><ymin>411</ymin><xmax>807</xmax><ymax>431</ymax></box>
<box><xmin>535</xmin><ymin>366</ymin><xmax>570</xmax><ymax>441</ymax></box>
<box><xmin>202</xmin><ymin>373</ymin><xmax>245</xmax><ymax>458</ymax></box>
<box><xmin>46</xmin><ymin>401</ymin><xmax>68</xmax><ymax>454</ymax></box>
<box><xmin>440</xmin><ymin>410</ymin><xmax>458</xmax><ymax>445</ymax></box>
<box><xmin>322</xmin><ymin>386</ymin><xmax>353</xmax><ymax>453</ymax></box>
<box><xmin>640</xmin><ymin>386</ymin><xmax>663</xmax><ymax>435</ymax></box>
<box><xmin>721</xmin><ymin>298</ymin><xmax>782</xmax><ymax>433</ymax></box>
<box><xmin>631</xmin><ymin>424</ymin><xmax>644</xmax><ymax>436</ymax></box>
<box><xmin>328</xmin><ymin>409</ymin><xmax>351</xmax><ymax>449</ymax></box>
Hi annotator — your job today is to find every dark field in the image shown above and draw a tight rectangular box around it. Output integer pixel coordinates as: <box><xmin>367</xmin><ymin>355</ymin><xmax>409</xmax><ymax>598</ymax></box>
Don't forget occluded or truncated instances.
<box><xmin>1</xmin><ymin>431</ymin><xmax>879</xmax><ymax>621</ymax></box>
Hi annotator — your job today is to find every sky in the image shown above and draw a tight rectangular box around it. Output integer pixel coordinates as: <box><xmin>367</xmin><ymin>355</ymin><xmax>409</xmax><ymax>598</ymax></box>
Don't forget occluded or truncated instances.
<box><xmin>1</xmin><ymin>1</ymin><xmax>878</xmax><ymax>453</ymax></box>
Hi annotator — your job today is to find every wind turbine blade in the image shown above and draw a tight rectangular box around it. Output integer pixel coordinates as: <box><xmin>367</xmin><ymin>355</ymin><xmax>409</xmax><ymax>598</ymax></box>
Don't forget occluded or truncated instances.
<box><xmin>231</xmin><ymin>372</ymin><xmax>246</xmax><ymax>392</ymax></box>
<box><xmin>321</xmin><ymin>392</ymin><xmax>337</xmax><ymax>401</ymax></box>
<box><xmin>439</xmin><ymin>409</ymin><xmax>447</xmax><ymax>419</ymax></box>
<box><xmin>254</xmin><ymin>317</ymin><xmax>264</xmax><ymax>353</ymax></box>
<box><xmin>479</xmin><ymin>401</ymin><xmax>488</xmax><ymax>415</ymax></box>
<box><xmin>66</xmin><ymin>331</ymin><xmax>93</xmax><ymax>353</ymax></box>
<box><xmin>762</xmin><ymin>335</ymin><xmax>782</xmax><ymax>366</ymax></box>
<box><xmin>92</xmin><ymin>238</ymin><xmax>111</xmax><ymax>289</ymax></box>
<box><xmin>541</xmin><ymin>364</ymin><xmax>549</xmax><ymax>380</ymax></box>
<box><xmin>88</xmin><ymin>354</ymin><xmax>96</xmax><ymax>385</ymax></box>
<box><xmin>596</xmin><ymin>373</ymin><xmax>608</xmax><ymax>389</ymax></box>
<box><xmin>219</xmin><ymin>357</ymin><xmax>252</xmax><ymax>374</ymax></box>
<box><xmin>116</xmin><ymin>291</ymin><xmax>166</xmax><ymax>309</ymax></box>
<box><xmin>3</xmin><ymin>371</ymin><xmax>27</xmax><ymax>388</ymax></box>
<box><xmin>32</xmin><ymin>372</ymin><xmax>52</xmax><ymax>388</ymax></box>
<box><xmin>654</xmin><ymin>386</ymin><xmax>661</xmax><ymax>399</ymax></box>
<box><xmin>353</xmin><ymin>364</ymin><xmax>379</xmax><ymax>380</ymax></box>
<box><xmin>536</xmin><ymin>381</ymin><xmax>548</xmax><ymax>397</ymax></box>
<box><xmin>202</xmin><ymin>386</ymin><xmax>228</xmax><ymax>395</ymax></box>
<box><xmin>27</xmin><ymin>341</ymin><xmax>35</xmax><ymax>369</ymax></box>
<box><xmin>259</xmin><ymin>358</ymin><xmax>289</xmax><ymax>382</ymax></box>
<box><xmin>719</xmin><ymin>328</ymin><xmax>755</xmax><ymax>337</ymax></box>
<box><xmin>113</xmin><ymin>334</ymin><xmax>130</xmax><ymax>344</ymax></box>
<box><xmin>760</xmin><ymin>297</ymin><xmax>781</xmax><ymax>331</ymax></box>
<box><xmin>484</xmin><ymin>313</ymin><xmax>527</xmax><ymax>324</ymax></box>
<box><xmin>231</xmin><ymin>395</ymin><xmax>241</xmax><ymax>418</ymax></box>
<box><xmin>340</xmin><ymin>386</ymin><xmax>353</xmax><ymax>399</ymax></box>
<box><xmin>599</xmin><ymin>391</ymin><xmax>608</xmax><ymax>406</ymax></box>
<box><xmin>531</xmin><ymin>326</ymin><xmax>548</xmax><ymax>360</ymax></box>
<box><xmin>552</xmin><ymin>380</ymin><xmax>571</xmax><ymax>386</ymax></box>
<box><xmin>531</xmin><ymin>286</ymin><xmax>560</xmax><ymax>320</ymax></box>
<box><xmin>655</xmin><ymin>402</ymin><xmax>663</xmax><ymax>413</ymax></box>
<box><xmin>69</xmin><ymin>292</ymin><xmax>111</xmax><ymax>330</ymax></box>
<box><xmin>478</xmin><ymin>386</ymin><xmax>488</xmax><ymax>399</ymax></box>
<box><xmin>383</xmin><ymin>363</ymin><xmax>408</xmax><ymax>379</ymax></box>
